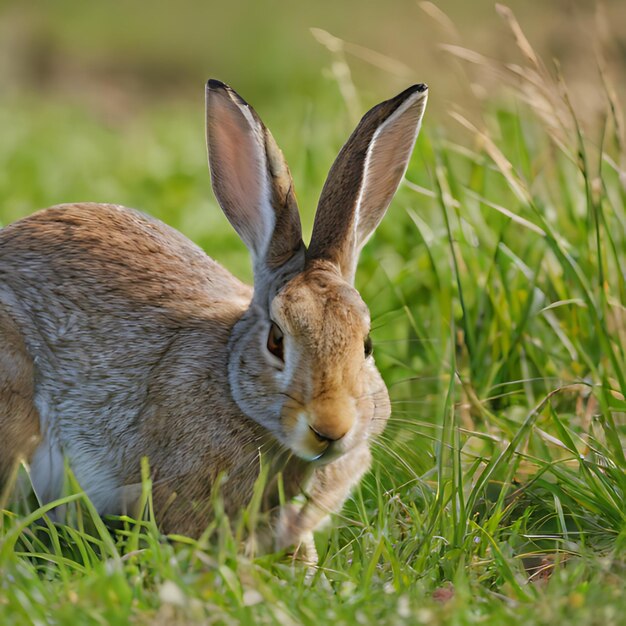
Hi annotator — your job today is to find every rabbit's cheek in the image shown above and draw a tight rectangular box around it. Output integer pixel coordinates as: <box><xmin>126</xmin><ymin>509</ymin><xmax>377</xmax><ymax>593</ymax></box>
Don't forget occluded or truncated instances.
<box><xmin>365</xmin><ymin>380</ymin><xmax>391</xmax><ymax>438</ymax></box>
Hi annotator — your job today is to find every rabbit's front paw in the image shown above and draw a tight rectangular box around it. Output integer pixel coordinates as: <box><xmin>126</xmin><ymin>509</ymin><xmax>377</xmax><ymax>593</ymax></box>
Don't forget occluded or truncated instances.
<box><xmin>275</xmin><ymin>503</ymin><xmax>318</xmax><ymax>565</ymax></box>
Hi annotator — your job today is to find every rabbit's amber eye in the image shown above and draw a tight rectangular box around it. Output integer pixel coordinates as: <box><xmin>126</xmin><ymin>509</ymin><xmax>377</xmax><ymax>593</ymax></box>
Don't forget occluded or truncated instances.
<box><xmin>364</xmin><ymin>334</ymin><xmax>373</xmax><ymax>358</ymax></box>
<box><xmin>267</xmin><ymin>322</ymin><xmax>284</xmax><ymax>362</ymax></box>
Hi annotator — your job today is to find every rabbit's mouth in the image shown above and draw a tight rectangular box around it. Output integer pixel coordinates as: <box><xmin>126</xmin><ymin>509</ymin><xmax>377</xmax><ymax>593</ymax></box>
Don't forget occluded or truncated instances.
<box><xmin>285</xmin><ymin>410</ymin><xmax>354</xmax><ymax>463</ymax></box>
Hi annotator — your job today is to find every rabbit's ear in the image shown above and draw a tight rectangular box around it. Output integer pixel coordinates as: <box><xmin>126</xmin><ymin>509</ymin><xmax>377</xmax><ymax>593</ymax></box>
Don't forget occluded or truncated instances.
<box><xmin>308</xmin><ymin>84</ymin><xmax>428</xmax><ymax>283</ymax></box>
<box><xmin>206</xmin><ymin>80</ymin><xmax>304</xmax><ymax>278</ymax></box>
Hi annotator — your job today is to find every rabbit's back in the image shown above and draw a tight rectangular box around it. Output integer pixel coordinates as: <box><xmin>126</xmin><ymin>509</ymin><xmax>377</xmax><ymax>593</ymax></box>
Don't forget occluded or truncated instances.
<box><xmin>0</xmin><ymin>203</ymin><xmax>250</xmax><ymax>315</ymax></box>
<box><xmin>0</xmin><ymin>203</ymin><xmax>253</xmax><ymax>512</ymax></box>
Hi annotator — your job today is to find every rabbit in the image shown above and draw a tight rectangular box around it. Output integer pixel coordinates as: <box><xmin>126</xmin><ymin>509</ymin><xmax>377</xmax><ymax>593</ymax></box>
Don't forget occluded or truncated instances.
<box><xmin>0</xmin><ymin>79</ymin><xmax>428</xmax><ymax>559</ymax></box>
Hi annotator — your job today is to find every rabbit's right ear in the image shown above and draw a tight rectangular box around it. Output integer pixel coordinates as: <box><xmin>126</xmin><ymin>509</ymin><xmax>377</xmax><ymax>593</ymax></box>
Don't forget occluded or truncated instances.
<box><xmin>308</xmin><ymin>84</ymin><xmax>428</xmax><ymax>284</ymax></box>
<box><xmin>206</xmin><ymin>80</ymin><xmax>304</xmax><ymax>281</ymax></box>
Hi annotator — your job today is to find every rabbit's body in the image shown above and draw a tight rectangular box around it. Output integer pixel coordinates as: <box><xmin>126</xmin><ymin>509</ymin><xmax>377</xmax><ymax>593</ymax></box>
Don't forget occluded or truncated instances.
<box><xmin>0</xmin><ymin>81</ymin><xmax>427</xmax><ymax>556</ymax></box>
<box><xmin>0</xmin><ymin>204</ymin><xmax>258</xmax><ymax>512</ymax></box>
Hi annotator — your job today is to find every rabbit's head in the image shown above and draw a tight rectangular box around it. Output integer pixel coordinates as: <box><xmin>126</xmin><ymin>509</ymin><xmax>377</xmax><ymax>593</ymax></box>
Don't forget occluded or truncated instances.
<box><xmin>206</xmin><ymin>80</ymin><xmax>427</xmax><ymax>463</ymax></box>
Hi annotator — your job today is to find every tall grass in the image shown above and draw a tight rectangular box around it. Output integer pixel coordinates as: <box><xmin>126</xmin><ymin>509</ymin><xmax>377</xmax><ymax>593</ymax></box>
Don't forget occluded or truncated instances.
<box><xmin>1</xmin><ymin>6</ymin><xmax>625</xmax><ymax>625</ymax></box>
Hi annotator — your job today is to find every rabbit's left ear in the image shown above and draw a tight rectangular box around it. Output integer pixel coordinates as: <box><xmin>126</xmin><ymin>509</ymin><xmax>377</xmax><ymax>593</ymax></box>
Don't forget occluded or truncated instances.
<box><xmin>308</xmin><ymin>84</ymin><xmax>428</xmax><ymax>284</ymax></box>
<box><xmin>206</xmin><ymin>80</ymin><xmax>304</xmax><ymax>280</ymax></box>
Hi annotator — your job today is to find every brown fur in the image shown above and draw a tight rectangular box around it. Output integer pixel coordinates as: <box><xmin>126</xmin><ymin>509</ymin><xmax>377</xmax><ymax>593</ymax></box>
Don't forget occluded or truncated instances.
<box><xmin>275</xmin><ymin>260</ymin><xmax>370</xmax><ymax>441</ymax></box>
<box><xmin>0</xmin><ymin>306</ymin><xmax>40</xmax><ymax>496</ymax></box>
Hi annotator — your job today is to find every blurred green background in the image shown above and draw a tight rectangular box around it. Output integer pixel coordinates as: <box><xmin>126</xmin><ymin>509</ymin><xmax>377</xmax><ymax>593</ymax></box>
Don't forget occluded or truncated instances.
<box><xmin>2</xmin><ymin>0</ymin><xmax>625</xmax><ymax>109</ymax></box>
<box><xmin>2</xmin><ymin>0</ymin><xmax>625</xmax><ymax>280</ymax></box>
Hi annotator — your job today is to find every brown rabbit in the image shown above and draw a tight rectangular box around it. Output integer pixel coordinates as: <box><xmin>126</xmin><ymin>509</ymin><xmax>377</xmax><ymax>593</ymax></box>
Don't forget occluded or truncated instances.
<box><xmin>0</xmin><ymin>80</ymin><xmax>428</xmax><ymax>558</ymax></box>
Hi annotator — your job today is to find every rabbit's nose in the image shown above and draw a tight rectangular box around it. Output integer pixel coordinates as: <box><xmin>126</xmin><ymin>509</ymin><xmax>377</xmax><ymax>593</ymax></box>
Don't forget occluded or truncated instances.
<box><xmin>309</xmin><ymin>425</ymin><xmax>339</xmax><ymax>443</ymax></box>
<box><xmin>309</xmin><ymin>397</ymin><xmax>356</xmax><ymax>442</ymax></box>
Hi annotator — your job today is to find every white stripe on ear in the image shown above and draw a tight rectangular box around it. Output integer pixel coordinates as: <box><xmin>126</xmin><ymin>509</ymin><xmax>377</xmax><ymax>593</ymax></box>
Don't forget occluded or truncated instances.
<box><xmin>352</xmin><ymin>88</ymin><xmax>427</xmax><ymax>254</ymax></box>
<box><xmin>308</xmin><ymin>84</ymin><xmax>428</xmax><ymax>284</ymax></box>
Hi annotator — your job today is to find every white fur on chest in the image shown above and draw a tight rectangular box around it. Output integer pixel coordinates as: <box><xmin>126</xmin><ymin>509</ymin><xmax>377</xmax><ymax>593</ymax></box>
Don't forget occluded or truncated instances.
<box><xmin>29</xmin><ymin>393</ymin><xmax>127</xmax><ymax>515</ymax></box>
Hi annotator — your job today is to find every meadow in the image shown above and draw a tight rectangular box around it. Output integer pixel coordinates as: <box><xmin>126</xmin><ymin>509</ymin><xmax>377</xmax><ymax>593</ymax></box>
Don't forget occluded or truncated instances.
<box><xmin>1</xmin><ymin>3</ymin><xmax>625</xmax><ymax>624</ymax></box>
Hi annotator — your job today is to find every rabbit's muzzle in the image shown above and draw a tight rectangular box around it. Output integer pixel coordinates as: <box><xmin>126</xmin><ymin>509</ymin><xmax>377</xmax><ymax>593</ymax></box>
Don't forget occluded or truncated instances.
<box><xmin>284</xmin><ymin>394</ymin><xmax>359</xmax><ymax>462</ymax></box>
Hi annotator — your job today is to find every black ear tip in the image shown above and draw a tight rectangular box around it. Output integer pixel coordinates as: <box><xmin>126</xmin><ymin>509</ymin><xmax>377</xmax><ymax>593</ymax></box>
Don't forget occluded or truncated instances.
<box><xmin>381</xmin><ymin>83</ymin><xmax>428</xmax><ymax>112</ymax></box>
<box><xmin>206</xmin><ymin>79</ymin><xmax>251</xmax><ymax>108</ymax></box>
<box><xmin>207</xmin><ymin>79</ymin><xmax>229</xmax><ymax>92</ymax></box>
<box><xmin>384</xmin><ymin>83</ymin><xmax>428</xmax><ymax>110</ymax></box>
<box><xmin>403</xmin><ymin>83</ymin><xmax>428</xmax><ymax>98</ymax></box>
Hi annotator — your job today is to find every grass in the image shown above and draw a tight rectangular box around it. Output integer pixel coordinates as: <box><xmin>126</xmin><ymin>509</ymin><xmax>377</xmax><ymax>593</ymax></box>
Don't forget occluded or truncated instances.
<box><xmin>1</xmin><ymin>11</ymin><xmax>625</xmax><ymax>626</ymax></box>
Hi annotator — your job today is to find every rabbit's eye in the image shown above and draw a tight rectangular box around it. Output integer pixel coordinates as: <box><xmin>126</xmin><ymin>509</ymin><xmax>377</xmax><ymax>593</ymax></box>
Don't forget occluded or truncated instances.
<box><xmin>267</xmin><ymin>322</ymin><xmax>284</xmax><ymax>362</ymax></box>
<box><xmin>364</xmin><ymin>334</ymin><xmax>373</xmax><ymax>358</ymax></box>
